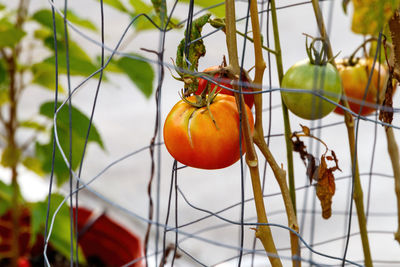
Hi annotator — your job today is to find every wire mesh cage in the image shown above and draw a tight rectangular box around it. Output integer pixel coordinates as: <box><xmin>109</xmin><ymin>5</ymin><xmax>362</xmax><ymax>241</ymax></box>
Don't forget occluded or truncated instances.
<box><xmin>0</xmin><ymin>0</ymin><xmax>400</xmax><ymax>266</ymax></box>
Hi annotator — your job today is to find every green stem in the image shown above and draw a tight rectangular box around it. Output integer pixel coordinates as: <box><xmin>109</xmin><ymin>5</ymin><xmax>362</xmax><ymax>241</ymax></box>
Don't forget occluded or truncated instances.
<box><xmin>348</xmin><ymin>37</ymin><xmax>378</xmax><ymax>65</ymax></box>
<box><xmin>269</xmin><ymin>0</ymin><xmax>296</xmax><ymax>213</ymax></box>
<box><xmin>310</xmin><ymin>1</ymin><xmax>372</xmax><ymax>266</ymax></box>
<box><xmin>236</xmin><ymin>30</ymin><xmax>277</xmax><ymax>54</ymax></box>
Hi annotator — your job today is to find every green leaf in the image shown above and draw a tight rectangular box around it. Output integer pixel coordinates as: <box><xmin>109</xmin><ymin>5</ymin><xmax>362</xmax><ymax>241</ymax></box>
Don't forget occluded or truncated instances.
<box><xmin>149</xmin><ymin>0</ymin><xmax>167</xmax><ymax>26</ymax></box>
<box><xmin>103</xmin><ymin>0</ymin><xmax>129</xmax><ymax>13</ymax></box>
<box><xmin>36</xmin><ymin>101</ymin><xmax>104</xmax><ymax>186</ymax></box>
<box><xmin>34</xmin><ymin>27</ymin><xmax>52</xmax><ymax>40</ymax></box>
<box><xmin>0</xmin><ymin>19</ymin><xmax>26</xmax><ymax>48</ymax></box>
<box><xmin>96</xmin><ymin>55</ymin><xmax>123</xmax><ymax>73</ymax></box>
<box><xmin>31</xmin><ymin>62</ymin><xmax>65</xmax><ymax>92</ymax></box>
<box><xmin>44</xmin><ymin>36</ymin><xmax>92</xmax><ymax>62</ymax></box>
<box><xmin>0</xmin><ymin>59</ymin><xmax>9</xmax><ymax>106</ymax></box>
<box><xmin>35</xmin><ymin>31</ymin><xmax>99</xmax><ymax>78</ymax></box>
<box><xmin>32</xmin><ymin>9</ymin><xmax>97</xmax><ymax>35</ymax></box>
<box><xmin>22</xmin><ymin>156</ymin><xmax>45</xmax><ymax>176</ymax></box>
<box><xmin>0</xmin><ymin>180</ymin><xmax>13</xmax><ymax>216</ymax></box>
<box><xmin>351</xmin><ymin>0</ymin><xmax>400</xmax><ymax>35</ymax></box>
<box><xmin>40</xmin><ymin>102</ymin><xmax>104</xmax><ymax>148</ymax></box>
<box><xmin>0</xmin><ymin>59</ymin><xmax>6</xmax><ymax>84</ymax></box>
<box><xmin>180</xmin><ymin>0</ymin><xmax>225</xmax><ymax>17</ymax></box>
<box><xmin>44</xmin><ymin>55</ymin><xmax>99</xmax><ymax>77</ymax></box>
<box><xmin>0</xmin><ymin>88</ymin><xmax>9</xmax><ymax>106</ymax></box>
<box><xmin>30</xmin><ymin>194</ymin><xmax>86</xmax><ymax>263</ymax></box>
<box><xmin>129</xmin><ymin>0</ymin><xmax>181</xmax><ymax>31</ymax></box>
<box><xmin>32</xmin><ymin>9</ymin><xmax>63</xmax><ymax>36</ymax></box>
<box><xmin>0</xmin><ymin>199</ymin><xmax>9</xmax><ymax>217</ymax></box>
<box><xmin>41</xmin><ymin>36</ymin><xmax>98</xmax><ymax>77</ymax></box>
<box><xmin>1</xmin><ymin>146</ymin><xmax>21</xmax><ymax>167</ymax></box>
<box><xmin>67</xmin><ymin>11</ymin><xmax>98</xmax><ymax>31</ymax></box>
<box><xmin>133</xmin><ymin>13</ymin><xmax>181</xmax><ymax>32</ymax></box>
<box><xmin>115</xmin><ymin>54</ymin><xmax>154</xmax><ymax>98</ymax></box>
<box><xmin>129</xmin><ymin>0</ymin><xmax>153</xmax><ymax>13</ymax></box>
<box><xmin>19</xmin><ymin>120</ymin><xmax>47</xmax><ymax>132</ymax></box>
<box><xmin>0</xmin><ymin>181</ymin><xmax>24</xmax><ymax>216</ymax></box>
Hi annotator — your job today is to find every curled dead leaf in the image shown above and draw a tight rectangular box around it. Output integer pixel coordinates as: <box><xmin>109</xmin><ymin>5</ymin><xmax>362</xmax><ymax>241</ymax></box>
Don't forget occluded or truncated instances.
<box><xmin>291</xmin><ymin>125</ymin><xmax>341</xmax><ymax>219</ymax></box>
<box><xmin>316</xmin><ymin>153</ymin><xmax>340</xmax><ymax>219</ymax></box>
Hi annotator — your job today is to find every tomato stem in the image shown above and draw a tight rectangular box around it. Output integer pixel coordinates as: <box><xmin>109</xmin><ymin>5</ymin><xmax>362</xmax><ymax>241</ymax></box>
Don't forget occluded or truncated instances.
<box><xmin>387</xmin><ymin>13</ymin><xmax>400</xmax><ymax>245</ymax></box>
<box><xmin>249</xmin><ymin>0</ymin><xmax>301</xmax><ymax>266</ymax></box>
<box><xmin>311</xmin><ymin>1</ymin><xmax>373</xmax><ymax>266</ymax></box>
<box><xmin>224</xmin><ymin>1</ymin><xmax>282</xmax><ymax>266</ymax></box>
<box><xmin>348</xmin><ymin>37</ymin><xmax>379</xmax><ymax>66</ymax></box>
<box><xmin>385</xmin><ymin>127</ymin><xmax>400</xmax><ymax>244</ymax></box>
<box><xmin>269</xmin><ymin>0</ymin><xmax>297</xmax><ymax>221</ymax></box>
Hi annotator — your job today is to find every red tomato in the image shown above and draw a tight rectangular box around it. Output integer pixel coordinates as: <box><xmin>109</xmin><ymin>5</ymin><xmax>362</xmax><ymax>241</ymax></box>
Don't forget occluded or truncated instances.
<box><xmin>334</xmin><ymin>58</ymin><xmax>388</xmax><ymax>116</ymax></box>
<box><xmin>197</xmin><ymin>66</ymin><xmax>254</xmax><ymax>108</ymax></box>
<box><xmin>17</xmin><ymin>257</ymin><xmax>31</xmax><ymax>267</ymax></box>
<box><xmin>163</xmin><ymin>94</ymin><xmax>254</xmax><ymax>169</ymax></box>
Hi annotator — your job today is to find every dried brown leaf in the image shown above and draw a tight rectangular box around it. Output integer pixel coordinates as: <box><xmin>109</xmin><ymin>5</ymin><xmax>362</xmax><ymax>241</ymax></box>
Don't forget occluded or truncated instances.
<box><xmin>379</xmin><ymin>76</ymin><xmax>394</xmax><ymax>124</ymax></box>
<box><xmin>300</xmin><ymin>124</ymin><xmax>311</xmax><ymax>136</ymax></box>
<box><xmin>292</xmin><ymin>135</ymin><xmax>308</xmax><ymax>162</ymax></box>
<box><xmin>306</xmin><ymin>154</ymin><xmax>318</xmax><ymax>184</ymax></box>
<box><xmin>316</xmin><ymin>153</ymin><xmax>340</xmax><ymax>219</ymax></box>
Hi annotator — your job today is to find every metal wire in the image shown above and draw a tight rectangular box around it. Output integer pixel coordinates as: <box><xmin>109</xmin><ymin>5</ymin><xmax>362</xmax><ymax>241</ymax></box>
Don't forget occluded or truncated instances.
<box><xmin>39</xmin><ymin>0</ymin><xmax>400</xmax><ymax>266</ymax></box>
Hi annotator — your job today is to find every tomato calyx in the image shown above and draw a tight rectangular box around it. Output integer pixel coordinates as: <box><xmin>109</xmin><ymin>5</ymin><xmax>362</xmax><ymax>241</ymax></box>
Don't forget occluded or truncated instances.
<box><xmin>180</xmin><ymin>85</ymin><xmax>220</xmax><ymax>129</ymax></box>
<box><xmin>304</xmin><ymin>34</ymin><xmax>337</xmax><ymax>66</ymax></box>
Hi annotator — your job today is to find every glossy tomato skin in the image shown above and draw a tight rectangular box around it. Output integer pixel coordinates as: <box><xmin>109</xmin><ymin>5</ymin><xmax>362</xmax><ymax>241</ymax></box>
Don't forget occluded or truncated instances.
<box><xmin>334</xmin><ymin>58</ymin><xmax>388</xmax><ymax>116</ymax></box>
<box><xmin>197</xmin><ymin>66</ymin><xmax>254</xmax><ymax>108</ymax></box>
<box><xmin>281</xmin><ymin>59</ymin><xmax>342</xmax><ymax>120</ymax></box>
<box><xmin>163</xmin><ymin>94</ymin><xmax>254</xmax><ymax>169</ymax></box>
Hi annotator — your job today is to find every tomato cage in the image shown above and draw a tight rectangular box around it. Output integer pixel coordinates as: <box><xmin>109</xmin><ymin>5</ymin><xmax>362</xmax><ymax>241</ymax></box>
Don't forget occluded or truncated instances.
<box><xmin>0</xmin><ymin>0</ymin><xmax>399</xmax><ymax>266</ymax></box>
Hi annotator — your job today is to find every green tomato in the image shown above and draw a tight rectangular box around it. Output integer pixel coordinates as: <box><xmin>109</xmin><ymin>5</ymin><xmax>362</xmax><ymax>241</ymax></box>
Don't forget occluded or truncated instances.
<box><xmin>281</xmin><ymin>59</ymin><xmax>342</xmax><ymax>120</ymax></box>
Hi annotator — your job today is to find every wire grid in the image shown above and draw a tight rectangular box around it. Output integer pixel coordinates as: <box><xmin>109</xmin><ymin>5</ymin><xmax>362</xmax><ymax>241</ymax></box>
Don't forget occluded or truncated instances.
<box><xmin>41</xmin><ymin>0</ymin><xmax>400</xmax><ymax>266</ymax></box>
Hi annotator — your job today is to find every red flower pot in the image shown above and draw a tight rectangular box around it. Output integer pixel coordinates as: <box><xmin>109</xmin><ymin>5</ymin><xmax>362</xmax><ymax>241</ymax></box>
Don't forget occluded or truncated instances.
<box><xmin>0</xmin><ymin>207</ymin><xmax>144</xmax><ymax>267</ymax></box>
<box><xmin>75</xmin><ymin>207</ymin><xmax>144</xmax><ymax>267</ymax></box>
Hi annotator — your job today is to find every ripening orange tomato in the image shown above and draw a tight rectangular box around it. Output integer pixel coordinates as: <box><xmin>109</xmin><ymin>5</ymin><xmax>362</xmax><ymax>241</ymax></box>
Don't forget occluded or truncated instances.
<box><xmin>163</xmin><ymin>94</ymin><xmax>254</xmax><ymax>169</ymax></box>
<box><xmin>334</xmin><ymin>58</ymin><xmax>388</xmax><ymax>116</ymax></box>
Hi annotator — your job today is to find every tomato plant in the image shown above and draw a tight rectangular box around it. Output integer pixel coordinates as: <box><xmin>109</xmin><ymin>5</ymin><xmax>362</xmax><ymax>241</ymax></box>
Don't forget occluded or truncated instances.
<box><xmin>281</xmin><ymin>59</ymin><xmax>342</xmax><ymax>120</ymax></box>
<box><xmin>334</xmin><ymin>58</ymin><xmax>388</xmax><ymax>116</ymax></box>
<box><xmin>163</xmin><ymin>94</ymin><xmax>254</xmax><ymax>169</ymax></box>
<box><xmin>196</xmin><ymin>66</ymin><xmax>254</xmax><ymax>108</ymax></box>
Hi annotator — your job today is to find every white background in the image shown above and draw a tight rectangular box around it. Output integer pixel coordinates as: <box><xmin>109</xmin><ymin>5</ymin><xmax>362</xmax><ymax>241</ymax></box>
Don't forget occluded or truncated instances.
<box><xmin>1</xmin><ymin>0</ymin><xmax>400</xmax><ymax>266</ymax></box>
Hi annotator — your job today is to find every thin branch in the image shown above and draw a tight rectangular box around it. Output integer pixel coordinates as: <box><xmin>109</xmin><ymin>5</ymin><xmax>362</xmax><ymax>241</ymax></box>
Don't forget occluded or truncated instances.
<box><xmin>248</xmin><ymin>0</ymin><xmax>300</xmax><ymax>266</ymax></box>
<box><xmin>385</xmin><ymin>127</ymin><xmax>400</xmax><ymax>243</ymax></box>
<box><xmin>225</xmin><ymin>1</ymin><xmax>282</xmax><ymax>266</ymax></box>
